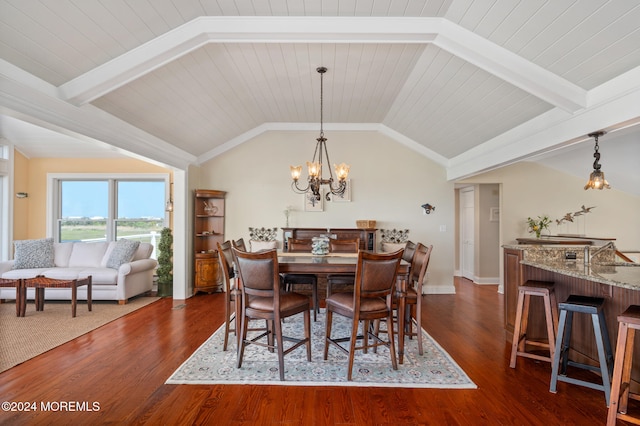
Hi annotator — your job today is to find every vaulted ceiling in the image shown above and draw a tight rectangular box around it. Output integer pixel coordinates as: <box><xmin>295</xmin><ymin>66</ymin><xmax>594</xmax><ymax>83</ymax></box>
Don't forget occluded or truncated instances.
<box><xmin>1</xmin><ymin>0</ymin><xmax>639</xmax><ymax>187</ymax></box>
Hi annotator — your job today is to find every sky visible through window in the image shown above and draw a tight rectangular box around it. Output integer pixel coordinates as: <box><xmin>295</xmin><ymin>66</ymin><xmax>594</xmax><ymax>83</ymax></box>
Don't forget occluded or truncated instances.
<box><xmin>62</xmin><ymin>180</ymin><xmax>165</xmax><ymax>219</ymax></box>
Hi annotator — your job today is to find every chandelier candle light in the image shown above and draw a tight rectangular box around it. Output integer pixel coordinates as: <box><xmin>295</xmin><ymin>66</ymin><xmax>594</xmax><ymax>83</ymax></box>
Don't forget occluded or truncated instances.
<box><xmin>290</xmin><ymin>67</ymin><xmax>350</xmax><ymax>201</ymax></box>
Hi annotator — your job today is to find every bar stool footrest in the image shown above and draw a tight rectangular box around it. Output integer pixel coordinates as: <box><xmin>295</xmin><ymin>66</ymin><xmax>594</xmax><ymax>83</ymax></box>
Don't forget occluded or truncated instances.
<box><xmin>556</xmin><ymin>375</ymin><xmax>607</xmax><ymax>393</ymax></box>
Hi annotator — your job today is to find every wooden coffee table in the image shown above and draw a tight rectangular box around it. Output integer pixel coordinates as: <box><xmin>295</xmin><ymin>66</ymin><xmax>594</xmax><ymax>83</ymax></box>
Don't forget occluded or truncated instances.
<box><xmin>20</xmin><ymin>276</ymin><xmax>92</xmax><ymax>318</ymax></box>
<box><xmin>0</xmin><ymin>278</ymin><xmax>23</xmax><ymax>317</ymax></box>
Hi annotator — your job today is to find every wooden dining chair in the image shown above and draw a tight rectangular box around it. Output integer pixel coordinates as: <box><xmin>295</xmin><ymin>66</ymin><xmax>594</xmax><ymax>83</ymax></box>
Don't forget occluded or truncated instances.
<box><xmin>326</xmin><ymin>238</ymin><xmax>360</xmax><ymax>297</ymax></box>
<box><xmin>403</xmin><ymin>243</ymin><xmax>433</xmax><ymax>354</ymax></box>
<box><xmin>324</xmin><ymin>249</ymin><xmax>403</xmax><ymax>380</ymax></box>
<box><xmin>403</xmin><ymin>240</ymin><xmax>417</xmax><ymax>264</ymax></box>
<box><xmin>232</xmin><ymin>238</ymin><xmax>247</xmax><ymax>252</ymax></box>
<box><xmin>282</xmin><ymin>238</ymin><xmax>320</xmax><ymax>321</ymax></box>
<box><xmin>374</xmin><ymin>243</ymin><xmax>432</xmax><ymax>355</ymax></box>
<box><xmin>232</xmin><ymin>248</ymin><xmax>312</xmax><ymax>381</ymax></box>
<box><xmin>217</xmin><ymin>241</ymin><xmax>241</xmax><ymax>351</ymax></box>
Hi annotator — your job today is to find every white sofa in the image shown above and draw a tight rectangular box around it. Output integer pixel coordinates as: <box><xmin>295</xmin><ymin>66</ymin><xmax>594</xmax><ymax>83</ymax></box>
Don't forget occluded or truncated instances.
<box><xmin>0</xmin><ymin>241</ymin><xmax>157</xmax><ymax>304</ymax></box>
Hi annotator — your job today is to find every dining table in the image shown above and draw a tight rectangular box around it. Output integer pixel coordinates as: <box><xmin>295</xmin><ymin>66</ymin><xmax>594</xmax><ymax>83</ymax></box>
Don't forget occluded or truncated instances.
<box><xmin>277</xmin><ymin>251</ymin><xmax>412</xmax><ymax>364</ymax></box>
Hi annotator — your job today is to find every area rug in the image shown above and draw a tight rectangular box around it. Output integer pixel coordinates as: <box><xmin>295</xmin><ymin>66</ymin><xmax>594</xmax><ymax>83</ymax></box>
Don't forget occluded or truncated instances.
<box><xmin>0</xmin><ymin>297</ymin><xmax>160</xmax><ymax>373</ymax></box>
<box><xmin>167</xmin><ymin>310</ymin><xmax>476</xmax><ymax>388</ymax></box>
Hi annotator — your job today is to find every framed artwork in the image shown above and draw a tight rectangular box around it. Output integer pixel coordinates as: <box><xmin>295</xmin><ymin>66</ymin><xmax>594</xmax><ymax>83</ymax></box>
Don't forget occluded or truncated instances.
<box><xmin>333</xmin><ymin>179</ymin><xmax>351</xmax><ymax>202</ymax></box>
<box><xmin>490</xmin><ymin>207</ymin><xmax>500</xmax><ymax>222</ymax></box>
<box><xmin>304</xmin><ymin>190</ymin><xmax>324</xmax><ymax>212</ymax></box>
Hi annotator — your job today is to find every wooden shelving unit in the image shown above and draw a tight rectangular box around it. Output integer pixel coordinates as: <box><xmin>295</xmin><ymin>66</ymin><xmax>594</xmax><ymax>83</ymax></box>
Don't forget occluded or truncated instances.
<box><xmin>193</xmin><ymin>189</ymin><xmax>226</xmax><ymax>294</ymax></box>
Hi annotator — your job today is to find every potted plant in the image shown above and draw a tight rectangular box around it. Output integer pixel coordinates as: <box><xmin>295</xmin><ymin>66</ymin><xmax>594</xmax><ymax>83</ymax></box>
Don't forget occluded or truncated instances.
<box><xmin>526</xmin><ymin>215</ymin><xmax>551</xmax><ymax>238</ymax></box>
<box><xmin>157</xmin><ymin>227</ymin><xmax>173</xmax><ymax>297</ymax></box>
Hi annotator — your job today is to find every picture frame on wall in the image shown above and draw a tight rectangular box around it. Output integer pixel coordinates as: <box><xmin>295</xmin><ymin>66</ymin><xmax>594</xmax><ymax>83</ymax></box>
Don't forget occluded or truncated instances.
<box><xmin>304</xmin><ymin>190</ymin><xmax>324</xmax><ymax>212</ymax></box>
<box><xmin>333</xmin><ymin>179</ymin><xmax>351</xmax><ymax>202</ymax></box>
<box><xmin>490</xmin><ymin>207</ymin><xmax>500</xmax><ymax>222</ymax></box>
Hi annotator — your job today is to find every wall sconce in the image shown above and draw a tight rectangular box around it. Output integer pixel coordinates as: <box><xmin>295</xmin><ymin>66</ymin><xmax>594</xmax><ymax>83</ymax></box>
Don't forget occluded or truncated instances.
<box><xmin>165</xmin><ymin>181</ymin><xmax>174</xmax><ymax>212</ymax></box>
<box><xmin>16</xmin><ymin>192</ymin><xmax>28</xmax><ymax>198</ymax></box>
<box><xmin>421</xmin><ymin>203</ymin><xmax>435</xmax><ymax>214</ymax></box>
<box><xmin>165</xmin><ymin>198</ymin><xmax>174</xmax><ymax>212</ymax></box>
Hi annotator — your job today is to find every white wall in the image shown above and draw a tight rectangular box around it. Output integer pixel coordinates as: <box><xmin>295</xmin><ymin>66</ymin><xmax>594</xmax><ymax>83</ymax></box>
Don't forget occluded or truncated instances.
<box><xmin>462</xmin><ymin>161</ymin><xmax>640</xmax><ymax>250</ymax></box>
<box><xmin>198</xmin><ymin>130</ymin><xmax>456</xmax><ymax>293</ymax></box>
<box><xmin>460</xmin><ymin>161</ymin><xmax>640</xmax><ymax>291</ymax></box>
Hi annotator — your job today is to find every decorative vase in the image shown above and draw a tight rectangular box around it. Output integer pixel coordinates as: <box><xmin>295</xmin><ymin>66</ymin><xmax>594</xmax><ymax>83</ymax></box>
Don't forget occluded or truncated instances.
<box><xmin>535</xmin><ymin>230</ymin><xmax>542</xmax><ymax>238</ymax></box>
<box><xmin>311</xmin><ymin>236</ymin><xmax>330</xmax><ymax>255</ymax></box>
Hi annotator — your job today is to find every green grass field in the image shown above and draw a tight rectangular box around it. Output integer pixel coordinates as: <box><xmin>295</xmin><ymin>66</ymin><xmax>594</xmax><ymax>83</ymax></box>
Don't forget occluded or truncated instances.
<box><xmin>60</xmin><ymin>222</ymin><xmax>163</xmax><ymax>243</ymax></box>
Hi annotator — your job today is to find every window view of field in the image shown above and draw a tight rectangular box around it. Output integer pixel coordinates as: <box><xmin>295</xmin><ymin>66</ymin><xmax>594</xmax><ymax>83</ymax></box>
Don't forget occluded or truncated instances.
<box><xmin>60</xmin><ymin>219</ymin><xmax>164</xmax><ymax>244</ymax></box>
<box><xmin>59</xmin><ymin>179</ymin><xmax>167</xmax><ymax>259</ymax></box>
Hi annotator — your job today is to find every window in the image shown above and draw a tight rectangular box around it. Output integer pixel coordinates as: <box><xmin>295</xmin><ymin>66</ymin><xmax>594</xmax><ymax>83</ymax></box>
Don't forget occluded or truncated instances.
<box><xmin>0</xmin><ymin>143</ymin><xmax>10</xmax><ymax>261</ymax></box>
<box><xmin>50</xmin><ymin>174</ymin><xmax>169</xmax><ymax>259</ymax></box>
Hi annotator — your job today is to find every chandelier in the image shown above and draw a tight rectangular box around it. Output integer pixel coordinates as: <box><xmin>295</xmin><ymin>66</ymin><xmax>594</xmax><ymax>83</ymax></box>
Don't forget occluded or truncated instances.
<box><xmin>584</xmin><ymin>131</ymin><xmax>611</xmax><ymax>190</ymax></box>
<box><xmin>290</xmin><ymin>67</ymin><xmax>350</xmax><ymax>201</ymax></box>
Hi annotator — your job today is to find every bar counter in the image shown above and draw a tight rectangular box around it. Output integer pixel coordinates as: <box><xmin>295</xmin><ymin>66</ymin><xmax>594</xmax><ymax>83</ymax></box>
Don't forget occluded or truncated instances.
<box><xmin>503</xmin><ymin>244</ymin><xmax>640</xmax><ymax>391</ymax></box>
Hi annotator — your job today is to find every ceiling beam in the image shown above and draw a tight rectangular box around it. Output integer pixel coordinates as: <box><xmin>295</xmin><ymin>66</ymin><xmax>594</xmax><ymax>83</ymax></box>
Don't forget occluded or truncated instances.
<box><xmin>446</xmin><ymin>67</ymin><xmax>640</xmax><ymax>181</ymax></box>
<box><xmin>0</xmin><ymin>70</ymin><xmax>196</xmax><ymax>170</ymax></box>
<box><xmin>58</xmin><ymin>17</ymin><xmax>585</xmax><ymax>112</ymax></box>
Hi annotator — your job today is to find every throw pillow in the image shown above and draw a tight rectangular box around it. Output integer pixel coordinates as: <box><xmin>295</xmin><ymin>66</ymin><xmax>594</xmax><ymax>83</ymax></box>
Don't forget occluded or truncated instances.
<box><xmin>13</xmin><ymin>238</ymin><xmax>55</xmax><ymax>269</ymax></box>
<box><xmin>381</xmin><ymin>242</ymin><xmax>406</xmax><ymax>253</ymax></box>
<box><xmin>106</xmin><ymin>239</ymin><xmax>141</xmax><ymax>269</ymax></box>
<box><xmin>250</xmin><ymin>240</ymin><xmax>277</xmax><ymax>252</ymax></box>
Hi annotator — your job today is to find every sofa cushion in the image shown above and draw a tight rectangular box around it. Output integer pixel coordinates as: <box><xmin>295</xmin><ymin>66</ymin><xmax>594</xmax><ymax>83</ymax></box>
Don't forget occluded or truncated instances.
<box><xmin>132</xmin><ymin>243</ymin><xmax>153</xmax><ymax>260</ymax></box>
<box><xmin>13</xmin><ymin>238</ymin><xmax>55</xmax><ymax>269</ymax></box>
<box><xmin>54</xmin><ymin>242</ymin><xmax>74</xmax><ymax>267</ymax></box>
<box><xmin>101</xmin><ymin>241</ymin><xmax>117</xmax><ymax>267</ymax></box>
<box><xmin>2</xmin><ymin>268</ymin><xmax>48</xmax><ymax>279</ymax></box>
<box><xmin>80</xmin><ymin>268</ymin><xmax>118</xmax><ymax>285</ymax></box>
<box><xmin>106</xmin><ymin>239</ymin><xmax>140</xmax><ymax>269</ymax></box>
<box><xmin>41</xmin><ymin>268</ymin><xmax>88</xmax><ymax>281</ymax></box>
<box><xmin>68</xmin><ymin>242</ymin><xmax>109</xmax><ymax>268</ymax></box>
<box><xmin>381</xmin><ymin>242</ymin><xmax>406</xmax><ymax>253</ymax></box>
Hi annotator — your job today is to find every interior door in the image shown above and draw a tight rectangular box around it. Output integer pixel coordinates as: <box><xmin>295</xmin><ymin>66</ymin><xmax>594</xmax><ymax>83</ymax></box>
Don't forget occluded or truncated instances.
<box><xmin>460</xmin><ymin>187</ymin><xmax>475</xmax><ymax>281</ymax></box>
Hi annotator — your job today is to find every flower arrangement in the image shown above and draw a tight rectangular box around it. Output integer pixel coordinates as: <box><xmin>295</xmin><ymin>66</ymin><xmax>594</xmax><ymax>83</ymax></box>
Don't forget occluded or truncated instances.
<box><xmin>526</xmin><ymin>215</ymin><xmax>551</xmax><ymax>238</ymax></box>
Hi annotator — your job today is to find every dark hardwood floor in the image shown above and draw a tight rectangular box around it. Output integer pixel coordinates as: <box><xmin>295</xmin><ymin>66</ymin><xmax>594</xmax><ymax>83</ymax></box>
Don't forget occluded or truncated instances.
<box><xmin>0</xmin><ymin>277</ymin><xmax>635</xmax><ymax>425</ymax></box>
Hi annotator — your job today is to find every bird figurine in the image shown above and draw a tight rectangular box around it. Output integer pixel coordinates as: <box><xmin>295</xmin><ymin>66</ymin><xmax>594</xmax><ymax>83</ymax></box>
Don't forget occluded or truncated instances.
<box><xmin>579</xmin><ymin>205</ymin><xmax>595</xmax><ymax>214</ymax></box>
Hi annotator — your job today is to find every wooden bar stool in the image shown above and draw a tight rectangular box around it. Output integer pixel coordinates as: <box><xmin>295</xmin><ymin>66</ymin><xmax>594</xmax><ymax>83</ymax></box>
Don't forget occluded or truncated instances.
<box><xmin>510</xmin><ymin>280</ymin><xmax>558</xmax><ymax>368</ymax></box>
<box><xmin>550</xmin><ymin>295</ymin><xmax>614</xmax><ymax>405</ymax></box>
<box><xmin>607</xmin><ymin>305</ymin><xmax>640</xmax><ymax>425</ymax></box>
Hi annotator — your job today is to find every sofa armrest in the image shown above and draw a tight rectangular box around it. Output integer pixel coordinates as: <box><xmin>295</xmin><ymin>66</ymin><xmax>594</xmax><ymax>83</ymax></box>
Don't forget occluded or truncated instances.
<box><xmin>0</xmin><ymin>260</ymin><xmax>15</xmax><ymax>276</ymax></box>
<box><xmin>118</xmin><ymin>258</ymin><xmax>158</xmax><ymax>276</ymax></box>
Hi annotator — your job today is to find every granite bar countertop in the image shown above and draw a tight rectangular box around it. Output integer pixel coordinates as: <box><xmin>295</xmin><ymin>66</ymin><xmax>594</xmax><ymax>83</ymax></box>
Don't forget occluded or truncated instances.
<box><xmin>503</xmin><ymin>244</ymin><xmax>640</xmax><ymax>291</ymax></box>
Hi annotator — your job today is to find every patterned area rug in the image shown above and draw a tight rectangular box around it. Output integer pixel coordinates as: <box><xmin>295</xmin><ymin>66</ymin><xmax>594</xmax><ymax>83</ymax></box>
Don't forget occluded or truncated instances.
<box><xmin>167</xmin><ymin>310</ymin><xmax>476</xmax><ymax>388</ymax></box>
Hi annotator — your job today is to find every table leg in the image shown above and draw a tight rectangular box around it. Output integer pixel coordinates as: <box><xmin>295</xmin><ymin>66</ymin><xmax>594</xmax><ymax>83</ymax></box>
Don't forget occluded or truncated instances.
<box><xmin>71</xmin><ymin>280</ymin><xmax>77</xmax><ymax>317</ymax></box>
<box><xmin>36</xmin><ymin>288</ymin><xmax>45</xmax><ymax>311</ymax></box>
<box><xmin>16</xmin><ymin>282</ymin><xmax>25</xmax><ymax>317</ymax></box>
<box><xmin>87</xmin><ymin>277</ymin><xmax>92</xmax><ymax>312</ymax></box>
<box><xmin>396</xmin><ymin>273</ymin><xmax>409</xmax><ymax>365</ymax></box>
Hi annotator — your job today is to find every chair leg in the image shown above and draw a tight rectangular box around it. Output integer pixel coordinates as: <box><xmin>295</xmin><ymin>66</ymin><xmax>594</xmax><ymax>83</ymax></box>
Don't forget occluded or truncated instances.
<box><xmin>550</xmin><ymin>309</ymin><xmax>568</xmax><ymax>393</ymax></box>
<box><xmin>223</xmin><ymin>299</ymin><xmax>231</xmax><ymax>351</ymax></box>
<box><xmin>304</xmin><ymin>309</ymin><xmax>312</xmax><ymax>361</ymax></box>
<box><xmin>323</xmin><ymin>310</ymin><xmax>333</xmax><ymax>361</ymax></box>
<box><xmin>619</xmin><ymin>328</ymin><xmax>635</xmax><ymax>414</ymax></box>
<box><xmin>592</xmin><ymin>312</ymin><xmax>612</xmax><ymax>406</ymax></box>
<box><xmin>236</xmin><ymin>310</ymin><xmax>249</xmax><ymax>369</ymax></box>
<box><xmin>347</xmin><ymin>314</ymin><xmax>360</xmax><ymax>381</ymax></box>
<box><xmin>274</xmin><ymin>315</ymin><xmax>285</xmax><ymax>381</ymax></box>
<box><xmin>387</xmin><ymin>310</ymin><xmax>398</xmax><ymax>371</ymax></box>
<box><xmin>608</xmin><ymin>322</ymin><xmax>631</xmax><ymax>425</ymax></box>
<box><xmin>510</xmin><ymin>290</ymin><xmax>526</xmax><ymax>368</ymax></box>
<box><xmin>416</xmin><ymin>298</ymin><xmax>423</xmax><ymax>355</ymax></box>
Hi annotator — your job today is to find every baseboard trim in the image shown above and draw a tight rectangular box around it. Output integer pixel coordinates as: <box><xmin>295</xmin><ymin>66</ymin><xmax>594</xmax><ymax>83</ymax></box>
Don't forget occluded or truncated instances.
<box><xmin>423</xmin><ymin>285</ymin><xmax>456</xmax><ymax>295</ymax></box>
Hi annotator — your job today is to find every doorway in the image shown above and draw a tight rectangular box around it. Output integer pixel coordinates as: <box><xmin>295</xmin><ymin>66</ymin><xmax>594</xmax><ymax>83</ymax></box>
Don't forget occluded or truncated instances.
<box><xmin>460</xmin><ymin>187</ymin><xmax>475</xmax><ymax>281</ymax></box>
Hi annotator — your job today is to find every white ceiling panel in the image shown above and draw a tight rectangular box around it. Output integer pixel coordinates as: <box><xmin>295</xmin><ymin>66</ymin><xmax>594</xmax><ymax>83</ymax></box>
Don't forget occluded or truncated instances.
<box><xmin>0</xmin><ymin>0</ymin><xmax>639</xmax><ymax>191</ymax></box>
